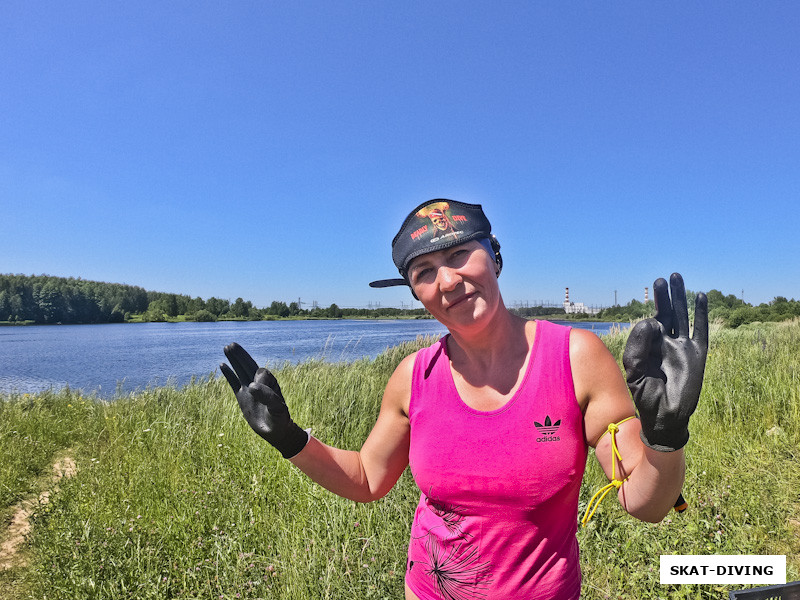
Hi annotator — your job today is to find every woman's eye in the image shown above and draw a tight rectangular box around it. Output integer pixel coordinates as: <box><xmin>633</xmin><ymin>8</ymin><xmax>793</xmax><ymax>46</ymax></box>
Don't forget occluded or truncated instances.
<box><xmin>450</xmin><ymin>249</ymin><xmax>469</xmax><ymax>263</ymax></box>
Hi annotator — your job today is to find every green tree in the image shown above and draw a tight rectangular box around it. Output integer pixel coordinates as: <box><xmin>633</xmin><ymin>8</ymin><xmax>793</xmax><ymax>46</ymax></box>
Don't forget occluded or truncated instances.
<box><xmin>186</xmin><ymin>296</ymin><xmax>206</xmax><ymax>314</ymax></box>
<box><xmin>109</xmin><ymin>304</ymin><xmax>125</xmax><ymax>323</ymax></box>
<box><xmin>729</xmin><ymin>306</ymin><xmax>755</xmax><ymax>328</ymax></box>
<box><xmin>166</xmin><ymin>294</ymin><xmax>180</xmax><ymax>318</ymax></box>
<box><xmin>267</xmin><ymin>301</ymin><xmax>290</xmax><ymax>318</ymax></box>
<box><xmin>146</xmin><ymin>298</ymin><xmax>170</xmax><ymax>321</ymax></box>
<box><xmin>0</xmin><ymin>290</ymin><xmax>9</xmax><ymax>320</ymax></box>
<box><xmin>230</xmin><ymin>297</ymin><xmax>253</xmax><ymax>319</ymax></box>
<box><xmin>206</xmin><ymin>297</ymin><xmax>230</xmax><ymax>316</ymax></box>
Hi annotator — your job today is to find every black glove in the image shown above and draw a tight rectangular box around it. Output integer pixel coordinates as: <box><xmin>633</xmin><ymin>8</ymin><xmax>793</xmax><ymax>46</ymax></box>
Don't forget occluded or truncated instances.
<box><xmin>623</xmin><ymin>273</ymin><xmax>708</xmax><ymax>452</ymax></box>
<box><xmin>220</xmin><ymin>342</ymin><xmax>309</xmax><ymax>459</ymax></box>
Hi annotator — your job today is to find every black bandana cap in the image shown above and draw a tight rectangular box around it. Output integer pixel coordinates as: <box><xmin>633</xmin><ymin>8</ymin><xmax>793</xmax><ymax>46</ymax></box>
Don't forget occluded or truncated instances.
<box><xmin>369</xmin><ymin>199</ymin><xmax>494</xmax><ymax>289</ymax></box>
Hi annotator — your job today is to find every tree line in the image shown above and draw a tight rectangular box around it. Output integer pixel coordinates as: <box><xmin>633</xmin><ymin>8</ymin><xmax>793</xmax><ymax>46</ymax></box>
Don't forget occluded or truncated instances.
<box><xmin>594</xmin><ymin>289</ymin><xmax>800</xmax><ymax>328</ymax></box>
<box><xmin>513</xmin><ymin>289</ymin><xmax>800</xmax><ymax>329</ymax></box>
<box><xmin>1</xmin><ymin>274</ymin><xmax>149</xmax><ymax>324</ymax></box>
<box><xmin>2</xmin><ymin>273</ymin><xmax>797</xmax><ymax>327</ymax></box>
<box><xmin>0</xmin><ymin>274</ymin><xmax>428</xmax><ymax>324</ymax></box>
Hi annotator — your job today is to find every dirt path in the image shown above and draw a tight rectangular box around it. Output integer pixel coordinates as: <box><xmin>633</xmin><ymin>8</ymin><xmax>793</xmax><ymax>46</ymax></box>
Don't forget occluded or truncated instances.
<box><xmin>0</xmin><ymin>454</ymin><xmax>77</xmax><ymax>571</ymax></box>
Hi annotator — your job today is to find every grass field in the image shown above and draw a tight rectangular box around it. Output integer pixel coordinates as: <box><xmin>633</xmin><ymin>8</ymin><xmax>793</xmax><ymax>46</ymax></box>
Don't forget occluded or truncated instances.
<box><xmin>1</xmin><ymin>322</ymin><xmax>798</xmax><ymax>599</ymax></box>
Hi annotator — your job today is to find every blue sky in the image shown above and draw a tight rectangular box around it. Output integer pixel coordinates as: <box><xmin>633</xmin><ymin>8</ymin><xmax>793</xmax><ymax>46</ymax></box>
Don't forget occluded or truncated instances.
<box><xmin>2</xmin><ymin>2</ymin><xmax>798</xmax><ymax>310</ymax></box>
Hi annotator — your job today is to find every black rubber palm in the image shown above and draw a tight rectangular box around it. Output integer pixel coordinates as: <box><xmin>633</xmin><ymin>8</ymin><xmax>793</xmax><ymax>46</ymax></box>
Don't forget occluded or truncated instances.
<box><xmin>623</xmin><ymin>273</ymin><xmax>708</xmax><ymax>452</ymax></box>
<box><xmin>220</xmin><ymin>343</ymin><xmax>309</xmax><ymax>459</ymax></box>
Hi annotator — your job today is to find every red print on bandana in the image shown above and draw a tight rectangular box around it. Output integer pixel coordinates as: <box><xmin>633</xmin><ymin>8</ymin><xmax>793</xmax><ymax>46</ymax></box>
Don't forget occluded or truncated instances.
<box><xmin>414</xmin><ymin>201</ymin><xmax>467</xmax><ymax>240</ymax></box>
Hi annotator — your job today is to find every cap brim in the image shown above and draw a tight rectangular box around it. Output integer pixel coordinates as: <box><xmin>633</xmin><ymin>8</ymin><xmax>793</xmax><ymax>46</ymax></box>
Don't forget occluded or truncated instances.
<box><xmin>369</xmin><ymin>278</ymin><xmax>409</xmax><ymax>288</ymax></box>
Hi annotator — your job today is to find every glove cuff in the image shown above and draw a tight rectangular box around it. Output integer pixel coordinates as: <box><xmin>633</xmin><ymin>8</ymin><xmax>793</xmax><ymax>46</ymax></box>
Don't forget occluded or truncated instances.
<box><xmin>639</xmin><ymin>429</ymin><xmax>688</xmax><ymax>453</ymax></box>
<box><xmin>278</xmin><ymin>423</ymin><xmax>311</xmax><ymax>459</ymax></box>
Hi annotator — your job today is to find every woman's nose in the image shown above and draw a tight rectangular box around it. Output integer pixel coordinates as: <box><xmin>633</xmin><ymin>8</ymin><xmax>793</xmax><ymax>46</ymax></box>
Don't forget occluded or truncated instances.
<box><xmin>437</xmin><ymin>266</ymin><xmax>461</xmax><ymax>292</ymax></box>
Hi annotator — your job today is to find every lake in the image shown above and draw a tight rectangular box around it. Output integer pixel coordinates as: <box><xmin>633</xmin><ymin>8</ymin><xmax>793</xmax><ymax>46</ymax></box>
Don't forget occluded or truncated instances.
<box><xmin>0</xmin><ymin>319</ymin><xmax>627</xmax><ymax>398</ymax></box>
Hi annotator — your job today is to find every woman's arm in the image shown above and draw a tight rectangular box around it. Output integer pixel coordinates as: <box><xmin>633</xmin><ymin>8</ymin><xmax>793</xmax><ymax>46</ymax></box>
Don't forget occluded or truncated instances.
<box><xmin>571</xmin><ymin>329</ymin><xmax>684</xmax><ymax>522</ymax></box>
<box><xmin>287</xmin><ymin>353</ymin><xmax>414</xmax><ymax>503</ymax></box>
<box><xmin>593</xmin><ymin>416</ymin><xmax>685</xmax><ymax>523</ymax></box>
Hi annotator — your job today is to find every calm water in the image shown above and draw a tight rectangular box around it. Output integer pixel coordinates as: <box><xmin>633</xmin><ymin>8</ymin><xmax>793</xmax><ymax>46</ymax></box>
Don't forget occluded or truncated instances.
<box><xmin>0</xmin><ymin>319</ymin><xmax>626</xmax><ymax>398</ymax></box>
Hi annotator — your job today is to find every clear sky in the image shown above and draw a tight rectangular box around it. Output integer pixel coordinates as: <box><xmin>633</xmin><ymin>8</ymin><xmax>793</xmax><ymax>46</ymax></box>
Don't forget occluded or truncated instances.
<box><xmin>2</xmin><ymin>2</ymin><xmax>799</xmax><ymax>310</ymax></box>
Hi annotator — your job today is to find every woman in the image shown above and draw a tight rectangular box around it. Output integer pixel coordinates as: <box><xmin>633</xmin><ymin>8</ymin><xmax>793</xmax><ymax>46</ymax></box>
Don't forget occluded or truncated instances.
<box><xmin>221</xmin><ymin>199</ymin><xmax>708</xmax><ymax>600</ymax></box>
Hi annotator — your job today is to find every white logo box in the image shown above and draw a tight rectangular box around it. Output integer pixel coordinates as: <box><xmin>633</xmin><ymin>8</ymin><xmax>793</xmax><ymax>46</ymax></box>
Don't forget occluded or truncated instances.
<box><xmin>660</xmin><ymin>555</ymin><xmax>786</xmax><ymax>585</ymax></box>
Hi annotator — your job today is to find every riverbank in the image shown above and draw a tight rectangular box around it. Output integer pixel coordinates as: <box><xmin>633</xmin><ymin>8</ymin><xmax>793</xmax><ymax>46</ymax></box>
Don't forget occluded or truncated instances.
<box><xmin>0</xmin><ymin>313</ymin><xmax>620</xmax><ymax>326</ymax></box>
<box><xmin>1</xmin><ymin>322</ymin><xmax>798</xmax><ymax>599</ymax></box>
<box><xmin>0</xmin><ymin>314</ymin><xmax>436</xmax><ymax>326</ymax></box>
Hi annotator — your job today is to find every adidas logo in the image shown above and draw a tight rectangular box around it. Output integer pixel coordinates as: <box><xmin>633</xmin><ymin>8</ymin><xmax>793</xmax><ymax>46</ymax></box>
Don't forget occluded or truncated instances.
<box><xmin>534</xmin><ymin>416</ymin><xmax>561</xmax><ymax>442</ymax></box>
<box><xmin>534</xmin><ymin>416</ymin><xmax>561</xmax><ymax>434</ymax></box>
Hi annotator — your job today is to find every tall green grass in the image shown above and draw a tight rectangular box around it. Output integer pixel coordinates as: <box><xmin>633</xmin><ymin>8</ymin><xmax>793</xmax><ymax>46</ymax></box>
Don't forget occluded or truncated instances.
<box><xmin>1</xmin><ymin>325</ymin><xmax>798</xmax><ymax>599</ymax></box>
<box><xmin>579</xmin><ymin>320</ymin><xmax>800</xmax><ymax>599</ymax></box>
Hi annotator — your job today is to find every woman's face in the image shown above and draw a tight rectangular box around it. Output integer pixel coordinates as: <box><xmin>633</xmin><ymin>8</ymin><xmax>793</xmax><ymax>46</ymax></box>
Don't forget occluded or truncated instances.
<box><xmin>407</xmin><ymin>240</ymin><xmax>501</xmax><ymax>330</ymax></box>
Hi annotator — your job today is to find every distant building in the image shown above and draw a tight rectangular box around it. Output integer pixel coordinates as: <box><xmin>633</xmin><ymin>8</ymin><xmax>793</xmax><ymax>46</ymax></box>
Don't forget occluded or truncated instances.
<box><xmin>563</xmin><ymin>287</ymin><xmax>601</xmax><ymax>315</ymax></box>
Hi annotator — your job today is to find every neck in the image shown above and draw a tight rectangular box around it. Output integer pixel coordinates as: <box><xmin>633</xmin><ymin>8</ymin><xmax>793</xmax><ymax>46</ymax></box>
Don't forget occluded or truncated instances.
<box><xmin>446</xmin><ymin>300</ymin><xmax>529</xmax><ymax>368</ymax></box>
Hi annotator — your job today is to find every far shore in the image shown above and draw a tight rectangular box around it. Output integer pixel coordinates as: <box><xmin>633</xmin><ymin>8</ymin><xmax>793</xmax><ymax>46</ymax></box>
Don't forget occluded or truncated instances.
<box><xmin>0</xmin><ymin>313</ymin><xmax>631</xmax><ymax>327</ymax></box>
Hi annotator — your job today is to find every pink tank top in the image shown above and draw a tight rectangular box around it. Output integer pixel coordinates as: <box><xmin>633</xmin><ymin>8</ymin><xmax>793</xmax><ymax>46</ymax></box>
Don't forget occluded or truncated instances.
<box><xmin>406</xmin><ymin>320</ymin><xmax>587</xmax><ymax>600</ymax></box>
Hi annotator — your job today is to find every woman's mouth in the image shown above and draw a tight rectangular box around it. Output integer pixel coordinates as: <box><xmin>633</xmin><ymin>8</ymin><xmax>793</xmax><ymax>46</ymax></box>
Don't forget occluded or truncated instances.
<box><xmin>446</xmin><ymin>292</ymin><xmax>475</xmax><ymax>310</ymax></box>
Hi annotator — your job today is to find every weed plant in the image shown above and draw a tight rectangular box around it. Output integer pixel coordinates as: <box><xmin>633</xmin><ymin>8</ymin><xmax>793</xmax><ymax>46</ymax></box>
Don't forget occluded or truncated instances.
<box><xmin>0</xmin><ymin>325</ymin><xmax>798</xmax><ymax>599</ymax></box>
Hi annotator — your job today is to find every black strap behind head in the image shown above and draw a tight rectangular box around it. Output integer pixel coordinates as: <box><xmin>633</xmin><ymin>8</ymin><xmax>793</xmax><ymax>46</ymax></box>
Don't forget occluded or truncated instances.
<box><xmin>490</xmin><ymin>235</ymin><xmax>503</xmax><ymax>275</ymax></box>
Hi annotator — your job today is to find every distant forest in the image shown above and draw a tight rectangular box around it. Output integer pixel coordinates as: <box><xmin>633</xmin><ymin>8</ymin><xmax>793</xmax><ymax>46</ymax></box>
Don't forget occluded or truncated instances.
<box><xmin>1</xmin><ymin>273</ymin><xmax>798</xmax><ymax>328</ymax></box>
<box><xmin>595</xmin><ymin>289</ymin><xmax>800</xmax><ymax>328</ymax></box>
<box><xmin>0</xmin><ymin>274</ymin><xmax>427</xmax><ymax>324</ymax></box>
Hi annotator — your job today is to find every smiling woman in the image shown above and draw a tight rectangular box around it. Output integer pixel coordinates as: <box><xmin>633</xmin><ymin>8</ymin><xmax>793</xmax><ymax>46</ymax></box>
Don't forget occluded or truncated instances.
<box><xmin>221</xmin><ymin>198</ymin><xmax>709</xmax><ymax>600</ymax></box>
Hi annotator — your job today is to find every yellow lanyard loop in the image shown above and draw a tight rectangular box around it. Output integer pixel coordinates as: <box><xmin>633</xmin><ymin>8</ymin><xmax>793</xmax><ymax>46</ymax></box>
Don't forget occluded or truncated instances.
<box><xmin>581</xmin><ymin>416</ymin><xmax>635</xmax><ymax>527</ymax></box>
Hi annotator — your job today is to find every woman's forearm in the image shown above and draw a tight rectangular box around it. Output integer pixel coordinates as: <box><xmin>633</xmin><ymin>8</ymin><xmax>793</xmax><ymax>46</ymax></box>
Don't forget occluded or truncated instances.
<box><xmin>288</xmin><ymin>436</ymin><xmax>378</xmax><ymax>503</ymax></box>
<box><xmin>618</xmin><ymin>447</ymin><xmax>685</xmax><ymax>522</ymax></box>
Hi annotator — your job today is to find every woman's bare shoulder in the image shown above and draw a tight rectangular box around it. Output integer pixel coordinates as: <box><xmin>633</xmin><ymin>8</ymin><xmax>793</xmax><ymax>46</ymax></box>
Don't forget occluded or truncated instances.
<box><xmin>382</xmin><ymin>351</ymin><xmax>418</xmax><ymax>417</ymax></box>
<box><xmin>568</xmin><ymin>327</ymin><xmax>635</xmax><ymax>444</ymax></box>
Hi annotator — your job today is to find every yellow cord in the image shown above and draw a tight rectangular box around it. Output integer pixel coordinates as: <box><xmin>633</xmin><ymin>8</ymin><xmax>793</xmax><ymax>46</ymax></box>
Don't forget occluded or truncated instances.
<box><xmin>581</xmin><ymin>416</ymin><xmax>635</xmax><ymax>526</ymax></box>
